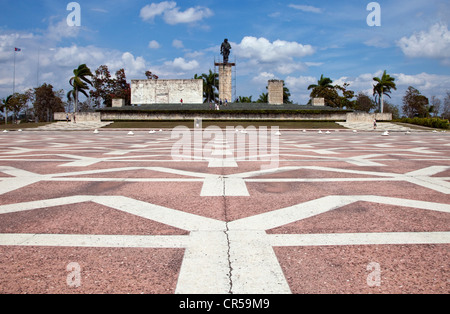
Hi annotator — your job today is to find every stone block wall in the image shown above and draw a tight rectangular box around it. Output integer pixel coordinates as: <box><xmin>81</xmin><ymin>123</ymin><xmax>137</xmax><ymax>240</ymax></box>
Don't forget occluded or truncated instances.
<box><xmin>346</xmin><ymin>112</ymin><xmax>392</xmax><ymax>122</ymax></box>
<box><xmin>54</xmin><ymin>112</ymin><xmax>101</xmax><ymax>122</ymax></box>
<box><xmin>268</xmin><ymin>80</ymin><xmax>284</xmax><ymax>105</ymax></box>
<box><xmin>131</xmin><ymin>79</ymin><xmax>203</xmax><ymax>105</ymax></box>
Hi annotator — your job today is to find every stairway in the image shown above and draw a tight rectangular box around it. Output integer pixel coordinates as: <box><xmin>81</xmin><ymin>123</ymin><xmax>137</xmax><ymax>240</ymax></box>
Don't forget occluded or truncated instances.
<box><xmin>336</xmin><ymin>122</ymin><xmax>413</xmax><ymax>132</ymax></box>
<box><xmin>31</xmin><ymin>121</ymin><xmax>114</xmax><ymax>131</ymax></box>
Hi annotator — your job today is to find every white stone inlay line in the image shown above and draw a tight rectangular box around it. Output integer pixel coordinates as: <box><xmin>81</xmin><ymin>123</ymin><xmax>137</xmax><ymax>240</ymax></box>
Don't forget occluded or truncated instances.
<box><xmin>1</xmin><ymin>195</ymin><xmax>449</xmax><ymax>294</ymax></box>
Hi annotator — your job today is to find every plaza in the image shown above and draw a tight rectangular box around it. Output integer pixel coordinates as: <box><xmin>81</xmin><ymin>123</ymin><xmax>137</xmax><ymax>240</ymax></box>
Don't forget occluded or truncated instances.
<box><xmin>0</xmin><ymin>128</ymin><xmax>448</xmax><ymax>294</ymax></box>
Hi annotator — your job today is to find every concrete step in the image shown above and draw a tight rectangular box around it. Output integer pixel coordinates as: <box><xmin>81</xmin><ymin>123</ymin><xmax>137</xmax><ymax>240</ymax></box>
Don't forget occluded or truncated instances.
<box><xmin>31</xmin><ymin>121</ymin><xmax>114</xmax><ymax>131</ymax></box>
<box><xmin>336</xmin><ymin>122</ymin><xmax>413</xmax><ymax>132</ymax></box>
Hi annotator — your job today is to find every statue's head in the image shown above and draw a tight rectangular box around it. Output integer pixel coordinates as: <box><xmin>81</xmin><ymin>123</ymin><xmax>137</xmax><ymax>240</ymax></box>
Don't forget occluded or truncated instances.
<box><xmin>224</xmin><ymin>38</ymin><xmax>228</xmax><ymax>43</ymax></box>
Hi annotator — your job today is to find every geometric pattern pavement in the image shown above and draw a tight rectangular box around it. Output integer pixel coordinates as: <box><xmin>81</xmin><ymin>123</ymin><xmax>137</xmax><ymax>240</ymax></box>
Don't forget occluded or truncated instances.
<box><xmin>0</xmin><ymin>129</ymin><xmax>449</xmax><ymax>294</ymax></box>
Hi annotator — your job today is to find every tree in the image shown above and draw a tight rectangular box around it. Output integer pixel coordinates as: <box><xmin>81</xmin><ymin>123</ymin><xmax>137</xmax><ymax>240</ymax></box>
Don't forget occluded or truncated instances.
<box><xmin>257</xmin><ymin>92</ymin><xmax>268</xmax><ymax>103</ymax></box>
<box><xmin>308</xmin><ymin>74</ymin><xmax>346</xmax><ymax>107</ymax></box>
<box><xmin>334</xmin><ymin>83</ymin><xmax>355</xmax><ymax>109</ymax></box>
<box><xmin>32</xmin><ymin>83</ymin><xmax>65</xmax><ymax>122</ymax></box>
<box><xmin>354</xmin><ymin>92</ymin><xmax>377</xmax><ymax>112</ymax></box>
<box><xmin>308</xmin><ymin>74</ymin><xmax>334</xmax><ymax>105</ymax></box>
<box><xmin>430</xmin><ymin>96</ymin><xmax>441</xmax><ymax>117</ymax></box>
<box><xmin>402</xmin><ymin>86</ymin><xmax>430</xmax><ymax>118</ymax></box>
<box><xmin>90</xmin><ymin>65</ymin><xmax>113</xmax><ymax>108</ymax></box>
<box><xmin>383</xmin><ymin>100</ymin><xmax>400</xmax><ymax>120</ymax></box>
<box><xmin>373</xmin><ymin>70</ymin><xmax>397</xmax><ymax>113</ymax></box>
<box><xmin>67</xmin><ymin>64</ymin><xmax>94</xmax><ymax>113</ymax></box>
<box><xmin>110</xmin><ymin>68</ymin><xmax>131</xmax><ymax>106</ymax></box>
<box><xmin>283</xmin><ymin>82</ymin><xmax>293</xmax><ymax>104</ymax></box>
<box><xmin>238</xmin><ymin>96</ymin><xmax>253</xmax><ymax>103</ymax></box>
<box><xmin>308</xmin><ymin>75</ymin><xmax>355</xmax><ymax>108</ymax></box>
<box><xmin>145</xmin><ymin>71</ymin><xmax>159</xmax><ymax>80</ymax></box>
<box><xmin>0</xmin><ymin>96</ymin><xmax>11</xmax><ymax>123</ymax></box>
<box><xmin>90</xmin><ymin>65</ymin><xmax>131</xmax><ymax>107</ymax></box>
<box><xmin>308</xmin><ymin>74</ymin><xmax>333</xmax><ymax>91</ymax></box>
<box><xmin>2</xmin><ymin>93</ymin><xmax>30</xmax><ymax>122</ymax></box>
<box><xmin>194</xmin><ymin>70</ymin><xmax>218</xmax><ymax>103</ymax></box>
<box><xmin>442</xmin><ymin>92</ymin><xmax>450</xmax><ymax>120</ymax></box>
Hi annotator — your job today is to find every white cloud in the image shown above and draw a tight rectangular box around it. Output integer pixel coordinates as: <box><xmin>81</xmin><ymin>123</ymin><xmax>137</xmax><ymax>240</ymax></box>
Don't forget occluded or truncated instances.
<box><xmin>284</xmin><ymin>75</ymin><xmax>317</xmax><ymax>103</ymax></box>
<box><xmin>233</xmin><ymin>36</ymin><xmax>314</xmax><ymax>75</ymax></box>
<box><xmin>288</xmin><ymin>4</ymin><xmax>322</xmax><ymax>14</ymax></box>
<box><xmin>119</xmin><ymin>52</ymin><xmax>147</xmax><ymax>78</ymax></box>
<box><xmin>235</xmin><ymin>37</ymin><xmax>315</xmax><ymax>63</ymax></box>
<box><xmin>364</xmin><ymin>36</ymin><xmax>391</xmax><ymax>48</ymax></box>
<box><xmin>140</xmin><ymin>1</ymin><xmax>213</xmax><ymax>25</ymax></box>
<box><xmin>164</xmin><ymin>57</ymin><xmax>199</xmax><ymax>71</ymax></box>
<box><xmin>252</xmin><ymin>72</ymin><xmax>277</xmax><ymax>84</ymax></box>
<box><xmin>47</xmin><ymin>18</ymin><xmax>80</xmax><ymax>41</ymax></box>
<box><xmin>140</xmin><ymin>1</ymin><xmax>177</xmax><ymax>22</ymax></box>
<box><xmin>163</xmin><ymin>6</ymin><xmax>213</xmax><ymax>25</ymax></box>
<box><xmin>394</xmin><ymin>72</ymin><xmax>450</xmax><ymax>94</ymax></box>
<box><xmin>172</xmin><ymin>39</ymin><xmax>184</xmax><ymax>49</ymax></box>
<box><xmin>397</xmin><ymin>23</ymin><xmax>450</xmax><ymax>64</ymax></box>
<box><xmin>148</xmin><ymin>40</ymin><xmax>161</xmax><ymax>49</ymax></box>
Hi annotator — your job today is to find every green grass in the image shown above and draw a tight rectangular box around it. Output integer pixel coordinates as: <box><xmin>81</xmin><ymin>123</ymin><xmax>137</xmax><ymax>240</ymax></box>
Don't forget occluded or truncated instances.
<box><xmin>2</xmin><ymin>122</ymin><xmax>51</xmax><ymax>130</ymax></box>
<box><xmin>103</xmin><ymin>120</ymin><xmax>346</xmax><ymax>129</ymax></box>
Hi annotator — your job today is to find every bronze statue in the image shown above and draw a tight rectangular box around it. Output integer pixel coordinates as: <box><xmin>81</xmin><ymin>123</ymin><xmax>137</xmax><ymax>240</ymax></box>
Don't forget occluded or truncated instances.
<box><xmin>220</xmin><ymin>39</ymin><xmax>231</xmax><ymax>64</ymax></box>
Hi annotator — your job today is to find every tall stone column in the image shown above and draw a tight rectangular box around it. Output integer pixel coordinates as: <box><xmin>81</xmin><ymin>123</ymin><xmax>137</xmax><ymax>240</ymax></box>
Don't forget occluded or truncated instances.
<box><xmin>268</xmin><ymin>80</ymin><xmax>284</xmax><ymax>105</ymax></box>
<box><xmin>215</xmin><ymin>63</ymin><xmax>235</xmax><ymax>102</ymax></box>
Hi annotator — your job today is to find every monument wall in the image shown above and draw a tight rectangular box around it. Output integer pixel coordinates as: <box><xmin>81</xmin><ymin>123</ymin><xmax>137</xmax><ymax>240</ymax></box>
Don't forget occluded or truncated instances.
<box><xmin>131</xmin><ymin>79</ymin><xmax>203</xmax><ymax>105</ymax></box>
<box><xmin>268</xmin><ymin>80</ymin><xmax>284</xmax><ymax>105</ymax></box>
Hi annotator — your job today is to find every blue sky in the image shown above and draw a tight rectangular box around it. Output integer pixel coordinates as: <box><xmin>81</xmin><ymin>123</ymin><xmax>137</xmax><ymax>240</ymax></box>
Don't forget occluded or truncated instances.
<box><xmin>1</xmin><ymin>0</ymin><xmax>450</xmax><ymax>107</ymax></box>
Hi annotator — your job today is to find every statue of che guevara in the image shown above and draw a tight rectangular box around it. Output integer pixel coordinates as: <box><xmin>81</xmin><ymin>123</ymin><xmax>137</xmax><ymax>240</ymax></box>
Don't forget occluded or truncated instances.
<box><xmin>220</xmin><ymin>39</ymin><xmax>231</xmax><ymax>64</ymax></box>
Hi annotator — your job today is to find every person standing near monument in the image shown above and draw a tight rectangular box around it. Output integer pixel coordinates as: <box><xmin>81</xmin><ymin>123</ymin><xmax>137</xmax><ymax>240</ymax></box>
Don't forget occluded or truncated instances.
<box><xmin>221</xmin><ymin>39</ymin><xmax>231</xmax><ymax>64</ymax></box>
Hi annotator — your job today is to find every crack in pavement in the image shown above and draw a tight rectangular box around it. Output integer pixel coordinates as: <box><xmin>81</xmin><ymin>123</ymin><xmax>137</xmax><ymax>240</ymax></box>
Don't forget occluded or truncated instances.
<box><xmin>222</xmin><ymin>176</ymin><xmax>234</xmax><ymax>294</ymax></box>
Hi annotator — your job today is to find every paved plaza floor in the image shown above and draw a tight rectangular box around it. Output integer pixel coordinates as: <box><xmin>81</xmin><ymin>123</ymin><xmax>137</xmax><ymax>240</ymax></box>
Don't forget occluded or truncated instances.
<box><xmin>0</xmin><ymin>128</ymin><xmax>448</xmax><ymax>294</ymax></box>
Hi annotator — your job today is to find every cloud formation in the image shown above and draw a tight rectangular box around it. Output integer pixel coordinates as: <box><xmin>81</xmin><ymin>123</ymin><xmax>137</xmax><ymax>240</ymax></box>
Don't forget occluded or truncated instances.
<box><xmin>397</xmin><ymin>23</ymin><xmax>450</xmax><ymax>65</ymax></box>
<box><xmin>140</xmin><ymin>1</ymin><xmax>213</xmax><ymax>25</ymax></box>
<box><xmin>288</xmin><ymin>4</ymin><xmax>322</xmax><ymax>13</ymax></box>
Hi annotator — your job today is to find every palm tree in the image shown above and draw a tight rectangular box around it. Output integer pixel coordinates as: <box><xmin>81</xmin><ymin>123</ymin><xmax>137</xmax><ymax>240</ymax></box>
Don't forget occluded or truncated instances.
<box><xmin>1</xmin><ymin>95</ymin><xmax>12</xmax><ymax>125</ymax></box>
<box><xmin>373</xmin><ymin>70</ymin><xmax>397</xmax><ymax>113</ymax></box>
<box><xmin>194</xmin><ymin>70</ymin><xmax>219</xmax><ymax>103</ymax></box>
<box><xmin>308</xmin><ymin>74</ymin><xmax>333</xmax><ymax>91</ymax></box>
<box><xmin>257</xmin><ymin>92</ymin><xmax>268</xmax><ymax>103</ymax></box>
<box><xmin>308</xmin><ymin>74</ymin><xmax>335</xmax><ymax>106</ymax></box>
<box><xmin>67</xmin><ymin>64</ymin><xmax>94</xmax><ymax>113</ymax></box>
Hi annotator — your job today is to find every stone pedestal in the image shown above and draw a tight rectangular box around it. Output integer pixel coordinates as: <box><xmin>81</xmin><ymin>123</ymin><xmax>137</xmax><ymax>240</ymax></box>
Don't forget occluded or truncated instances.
<box><xmin>312</xmin><ymin>98</ymin><xmax>325</xmax><ymax>106</ymax></box>
<box><xmin>112</xmin><ymin>98</ymin><xmax>125</xmax><ymax>108</ymax></box>
<box><xmin>215</xmin><ymin>63</ymin><xmax>235</xmax><ymax>102</ymax></box>
<box><xmin>268</xmin><ymin>80</ymin><xmax>284</xmax><ymax>105</ymax></box>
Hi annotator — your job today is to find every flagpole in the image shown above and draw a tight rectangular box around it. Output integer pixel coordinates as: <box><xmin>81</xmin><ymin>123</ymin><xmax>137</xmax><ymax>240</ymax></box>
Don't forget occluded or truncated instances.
<box><xmin>13</xmin><ymin>48</ymin><xmax>16</xmax><ymax>95</ymax></box>
<box><xmin>5</xmin><ymin>49</ymin><xmax>16</xmax><ymax>126</ymax></box>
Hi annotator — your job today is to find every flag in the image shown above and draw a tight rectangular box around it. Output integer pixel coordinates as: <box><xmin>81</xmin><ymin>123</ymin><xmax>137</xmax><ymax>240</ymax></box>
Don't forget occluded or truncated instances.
<box><xmin>15</xmin><ymin>48</ymin><xmax>21</xmax><ymax>52</ymax></box>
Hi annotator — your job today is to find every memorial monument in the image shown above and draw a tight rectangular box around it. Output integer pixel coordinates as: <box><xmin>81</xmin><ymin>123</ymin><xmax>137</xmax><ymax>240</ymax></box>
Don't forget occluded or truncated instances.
<box><xmin>215</xmin><ymin>39</ymin><xmax>235</xmax><ymax>103</ymax></box>
<box><xmin>131</xmin><ymin>79</ymin><xmax>203</xmax><ymax>105</ymax></box>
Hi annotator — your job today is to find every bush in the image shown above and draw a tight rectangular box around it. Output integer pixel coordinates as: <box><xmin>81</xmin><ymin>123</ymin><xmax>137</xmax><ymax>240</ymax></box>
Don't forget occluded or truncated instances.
<box><xmin>396</xmin><ymin>117</ymin><xmax>449</xmax><ymax>129</ymax></box>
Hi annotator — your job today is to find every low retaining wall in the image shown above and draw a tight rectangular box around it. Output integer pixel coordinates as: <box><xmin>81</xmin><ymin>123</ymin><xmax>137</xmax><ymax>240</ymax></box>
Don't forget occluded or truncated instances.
<box><xmin>54</xmin><ymin>112</ymin><xmax>101</xmax><ymax>122</ymax></box>
<box><xmin>98</xmin><ymin>111</ymin><xmax>350</xmax><ymax>121</ymax></box>
<box><xmin>55</xmin><ymin>111</ymin><xmax>392</xmax><ymax>123</ymax></box>
<box><xmin>347</xmin><ymin>112</ymin><xmax>392</xmax><ymax>122</ymax></box>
